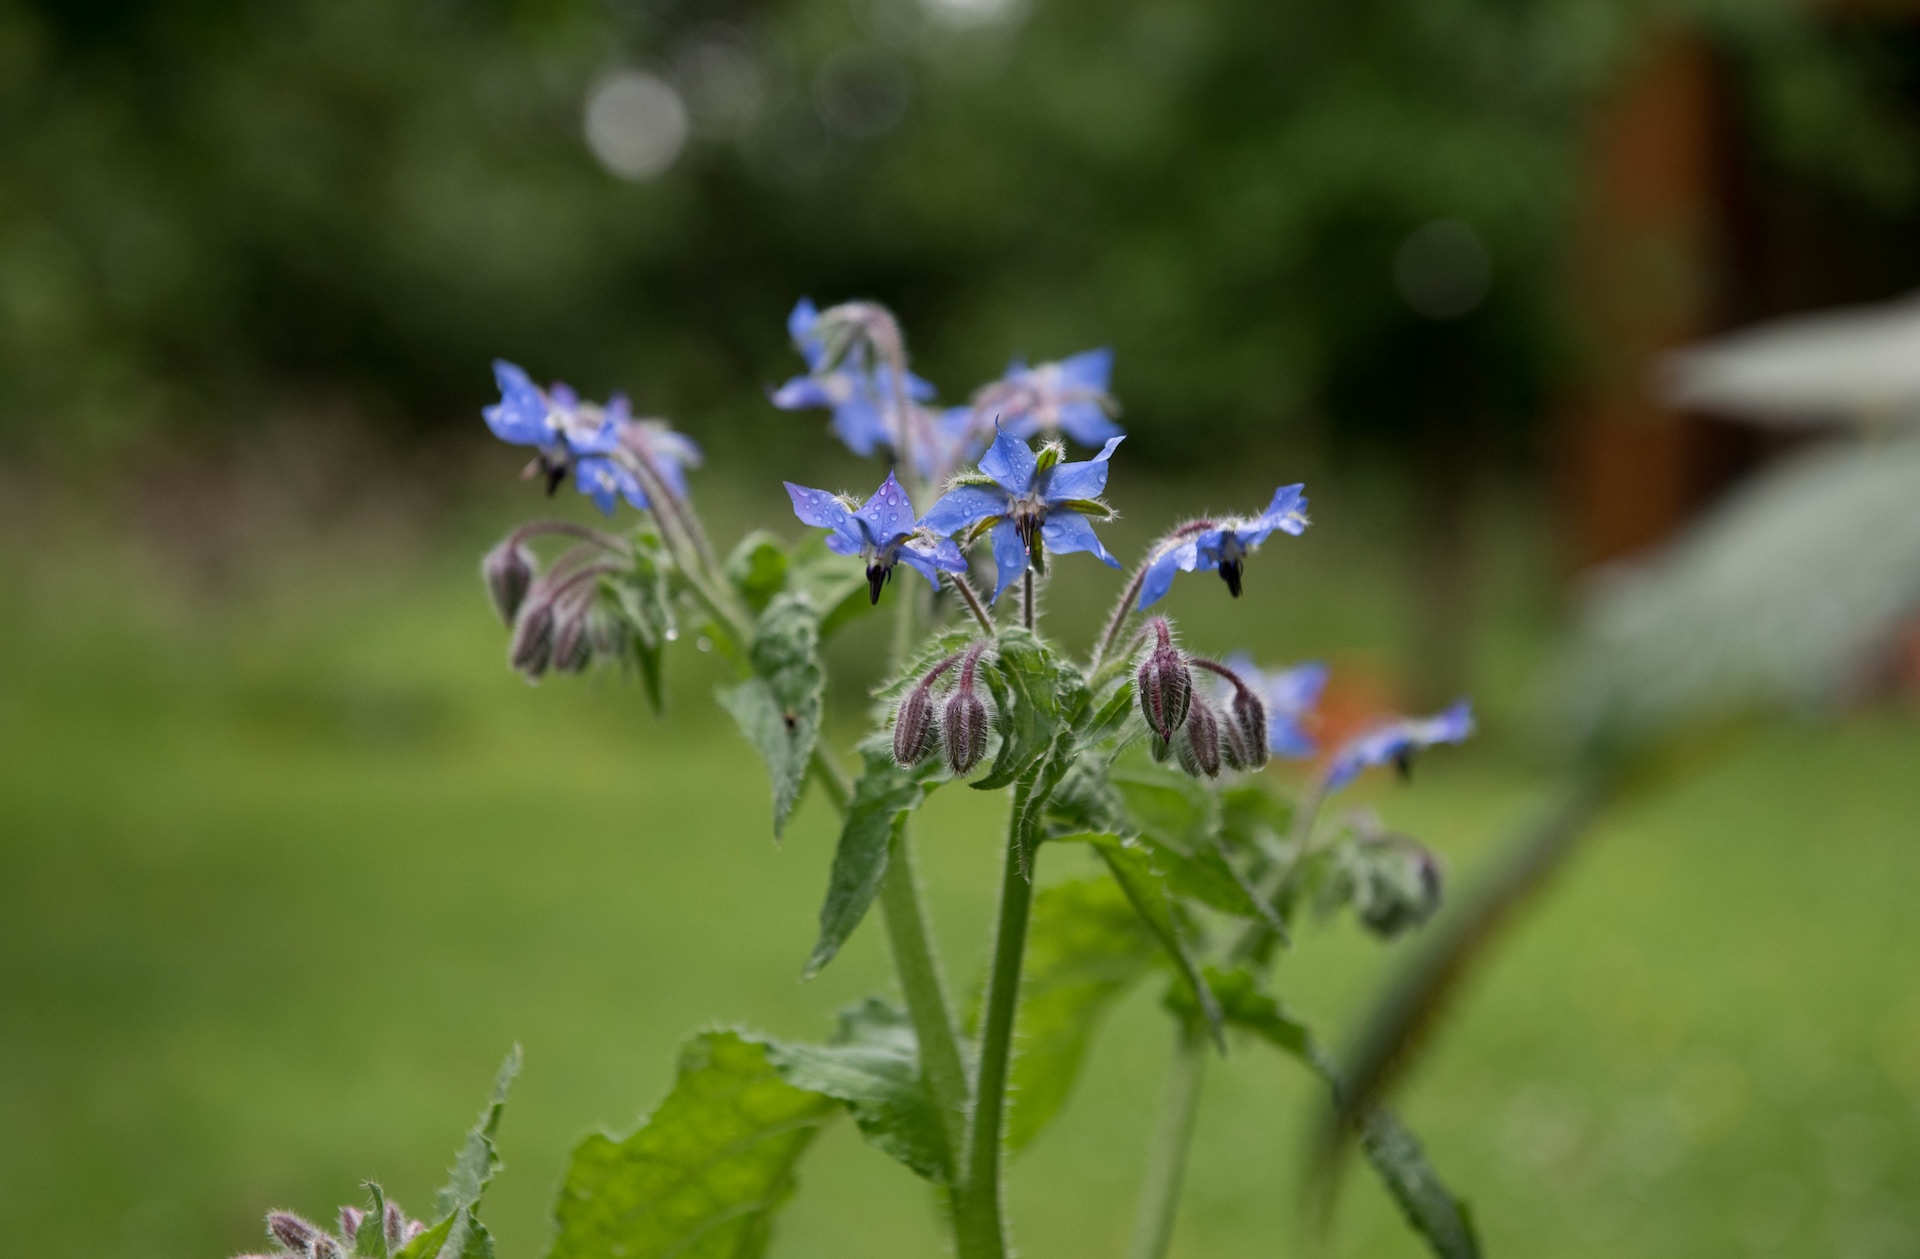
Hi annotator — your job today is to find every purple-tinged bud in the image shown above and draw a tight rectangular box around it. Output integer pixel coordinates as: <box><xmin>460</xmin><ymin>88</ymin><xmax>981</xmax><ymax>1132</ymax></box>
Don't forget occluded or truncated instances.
<box><xmin>942</xmin><ymin>641</ymin><xmax>994</xmax><ymax>776</ymax></box>
<box><xmin>1135</xmin><ymin>619</ymin><xmax>1192</xmax><ymax>741</ymax></box>
<box><xmin>892</xmin><ymin>683</ymin><xmax>939</xmax><ymax>767</ymax></box>
<box><xmin>552</xmin><ymin>604</ymin><xmax>594</xmax><ymax>674</ymax></box>
<box><xmin>338</xmin><ymin>1206</ymin><xmax>364</xmax><ymax>1244</ymax></box>
<box><xmin>403</xmin><ymin>1219</ymin><xmax>427</xmax><ymax>1242</ymax></box>
<box><xmin>482</xmin><ymin>542</ymin><xmax>536</xmax><ymax>625</ymax></box>
<box><xmin>311</xmin><ymin>1236</ymin><xmax>346</xmax><ymax>1259</ymax></box>
<box><xmin>384</xmin><ymin>1201</ymin><xmax>406</xmax><ymax>1248</ymax></box>
<box><xmin>1222</xmin><ymin>685</ymin><xmax>1269</xmax><ymax>771</ymax></box>
<box><xmin>1175</xmin><ymin>698</ymin><xmax>1223</xmax><ymax>778</ymax></box>
<box><xmin>267</xmin><ymin>1212</ymin><xmax>319</xmax><ymax>1253</ymax></box>
<box><xmin>943</xmin><ymin>689</ymin><xmax>990</xmax><ymax>776</ymax></box>
<box><xmin>509</xmin><ymin>600</ymin><xmax>555</xmax><ymax>679</ymax></box>
<box><xmin>1149</xmin><ymin>733</ymin><xmax>1174</xmax><ymax>763</ymax></box>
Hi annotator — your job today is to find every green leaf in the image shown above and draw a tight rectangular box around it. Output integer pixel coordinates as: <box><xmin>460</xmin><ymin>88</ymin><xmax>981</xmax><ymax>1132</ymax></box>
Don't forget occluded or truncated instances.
<box><xmin>1185</xmin><ymin>969</ymin><xmax>1481</xmax><ymax>1259</ymax></box>
<box><xmin>609</xmin><ymin>536</ymin><xmax>677</xmax><ymax>715</ymax></box>
<box><xmin>549</xmin><ymin>1032</ymin><xmax>837</xmax><ymax>1259</ymax></box>
<box><xmin>1109</xmin><ymin>763</ymin><xmax>1216</xmax><ymax>851</ymax></box>
<box><xmin>999</xmin><ymin>878</ymin><xmax>1159</xmax><ymax>1152</ymax></box>
<box><xmin>1094</xmin><ymin>844</ymin><xmax>1223</xmax><ymax>1045</ymax></box>
<box><xmin>724</xmin><ymin>531</ymin><xmax>791</xmax><ymax>615</ymax></box>
<box><xmin>1051</xmin><ymin>831</ymin><xmax>1268</xmax><ymax>924</ymax></box>
<box><xmin>763</xmin><ymin>999</ymin><xmax>952</xmax><ymax>1184</ymax></box>
<box><xmin>1215</xmin><ymin>781</ymin><xmax>1293</xmax><ymax>857</ymax></box>
<box><xmin>716</xmin><ymin>593</ymin><xmax>825</xmax><ymax>841</ymax></box>
<box><xmin>804</xmin><ymin>743</ymin><xmax>944</xmax><ymax>978</ymax></box>
<box><xmin>428</xmin><ymin>1046</ymin><xmax>520</xmax><ymax>1259</ymax></box>
<box><xmin>392</xmin><ymin>1216</ymin><xmax>454</xmax><ymax>1259</ymax></box>
<box><xmin>355</xmin><ymin>1183</ymin><xmax>391</xmax><ymax>1259</ymax></box>
<box><xmin>973</xmin><ymin>628</ymin><xmax>1062</xmax><ymax>790</ymax></box>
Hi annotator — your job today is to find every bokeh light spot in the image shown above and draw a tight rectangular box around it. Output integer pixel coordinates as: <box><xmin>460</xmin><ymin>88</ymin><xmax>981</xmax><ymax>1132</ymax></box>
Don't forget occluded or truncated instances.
<box><xmin>584</xmin><ymin>70</ymin><xmax>689</xmax><ymax>181</ymax></box>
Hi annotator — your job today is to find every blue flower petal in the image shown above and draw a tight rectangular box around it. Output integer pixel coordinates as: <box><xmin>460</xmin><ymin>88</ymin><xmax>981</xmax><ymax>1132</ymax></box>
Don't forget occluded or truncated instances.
<box><xmin>789</xmin><ymin>298</ymin><xmax>823</xmax><ymax>368</ymax></box>
<box><xmin>897</xmin><ymin>537</ymin><xmax>968</xmax><ymax>587</ymax></box>
<box><xmin>1043</xmin><ymin>435</ymin><xmax>1124</xmax><ymax>502</ymax></box>
<box><xmin>1323</xmin><ymin>700</ymin><xmax>1475</xmax><ymax>792</ymax></box>
<box><xmin>979</xmin><ymin>427</ymin><xmax>1039</xmax><ymax>495</ymax></box>
<box><xmin>855</xmin><ymin>471</ymin><xmax>916</xmax><ymax>541</ymax></box>
<box><xmin>575</xmin><ymin>456</ymin><xmax>647</xmax><ymax>516</ymax></box>
<box><xmin>830</xmin><ymin>394</ymin><xmax>890</xmax><ymax>457</ymax></box>
<box><xmin>1040</xmin><ymin>509</ymin><xmax>1120</xmax><ymax>568</ymax></box>
<box><xmin>485</xmin><ymin>359</ymin><xmax>549</xmax><ymax>446</ymax></box>
<box><xmin>921</xmin><ymin>484</ymin><xmax>1009</xmax><ymax>535</ymax></box>
<box><xmin>1237</xmin><ymin>483</ymin><xmax>1311</xmax><ymax>547</ymax></box>
<box><xmin>785</xmin><ymin>482</ymin><xmax>854</xmax><ymax>531</ymax></box>
<box><xmin>1056</xmin><ymin>406</ymin><xmax>1125</xmax><ymax>447</ymax></box>
<box><xmin>770</xmin><ymin>375</ymin><xmax>834</xmax><ymax>411</ymax></box>
<box><xmin>1136</xmin><ymin>546</ymin><xmax>1188</xmax><ymax>610</ymax></box>
<box><xmin>988</xmin><ymin>517</ymin><xmax>1029</xmax><ymax>604</ymax></box>
<box><xmin>1270</xmin><ymin>715</ymin><xmax>1317</xmax><ymax>760</ymax></box>
<box><xmin>1055</xmin><ymin>347</ymin><xmax>1114</xmax><ymax>392</ymax></box>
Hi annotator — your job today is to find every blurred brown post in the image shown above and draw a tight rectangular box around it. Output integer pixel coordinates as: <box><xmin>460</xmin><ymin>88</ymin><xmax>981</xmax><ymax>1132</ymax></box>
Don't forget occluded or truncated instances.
<box><xmin>1560</xmin><ymin>30</ymin><xmax>1729</xmax><ymax>567</ymax></box>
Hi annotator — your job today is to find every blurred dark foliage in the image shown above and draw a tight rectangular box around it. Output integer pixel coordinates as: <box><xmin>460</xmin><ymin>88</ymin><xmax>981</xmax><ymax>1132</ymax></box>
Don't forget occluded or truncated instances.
<box><xmin>3</xmin><ymin>0</ymin><xmax>1918</xmax><ymax>473</ymax></box>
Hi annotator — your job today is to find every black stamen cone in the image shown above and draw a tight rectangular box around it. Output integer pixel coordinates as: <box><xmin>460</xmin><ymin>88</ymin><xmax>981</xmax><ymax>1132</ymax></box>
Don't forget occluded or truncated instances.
<box><xmin>1393</xmin><ymin>747</ymin><xmax>1414</xmax><ymax>781</ymax></box>
<box><xmin>1217</xmin><ymin>558</ymin><xmax>1244</xmax><ymax>597</ymax></box>
<box><xmin>866</xmin><ymin>562</ymin><xmax>893</xmax><ymax>605</ymax></box>
<box><xmin>543</xmin><ymin>458</ymin><xmax>568</xmax><ymax>496</ymax></box>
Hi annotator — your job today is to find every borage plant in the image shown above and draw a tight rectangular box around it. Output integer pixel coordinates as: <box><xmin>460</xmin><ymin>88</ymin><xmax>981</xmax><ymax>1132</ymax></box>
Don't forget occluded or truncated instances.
<box><xmin>238</xmin><ymin>301</ymin><xmax>1483</xmax><ymax>1259</ymax></box>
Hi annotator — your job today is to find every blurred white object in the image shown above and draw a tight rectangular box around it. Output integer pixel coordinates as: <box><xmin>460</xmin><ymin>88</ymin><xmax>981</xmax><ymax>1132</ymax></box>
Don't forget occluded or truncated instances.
<box><xmin>584</xmin><ymin>71</ymin><xmax>688</xmax><ymax>181</ymax></box>
<box><xmin>1660</xmin><ymin>294</ymin><xmax>1920</xmax><ymax>426</ymax></box>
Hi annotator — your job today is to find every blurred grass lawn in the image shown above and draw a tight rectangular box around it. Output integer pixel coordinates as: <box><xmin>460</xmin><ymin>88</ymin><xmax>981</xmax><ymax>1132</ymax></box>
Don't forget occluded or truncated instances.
<box><xmin>2</xmin><ymin>490</ymin><xmax>1918</xmax><ymax>1259</ymax></box>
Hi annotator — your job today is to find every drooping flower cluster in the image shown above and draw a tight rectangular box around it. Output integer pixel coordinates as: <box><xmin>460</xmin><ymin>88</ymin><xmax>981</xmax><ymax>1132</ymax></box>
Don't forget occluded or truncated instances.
<box><xmin>771</xmin><ymin>298</ymin><xmax>1120</xmax><ymax>486</ymax></box>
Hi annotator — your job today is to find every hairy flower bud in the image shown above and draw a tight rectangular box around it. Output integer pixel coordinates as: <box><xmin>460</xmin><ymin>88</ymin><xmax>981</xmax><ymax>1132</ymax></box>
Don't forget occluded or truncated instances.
<box><xmin>942</xmin><ymin>689</ymin><xmax>991</xmax><ymax>776</ymax></box>
<box><xmin>509</xmin><ymin>600</ymin><xmax>555</xmax><ymax>680</ymax></box>
<box><xmin>338</xmin><ymin>1207</ymin><xmax>364</xmax><ymax>1244</ymax></box>
<box><xmin>482</xmin><ymin>542</ymin><xmax>535</xmax><ymax>625</ymax></box>
<box><xmin>1222</xmin><ymin>685</ymin><xmax>1269</xmax><ymax>771</ymax></box>
<box><xmin>1136</xmin><ymin>648</ymin><xmax>1193</xmax><ymax>742</ymax></box>
<box><xmin>892</xmin><ymin>683</ymin><xmax>939</xmax><ymax>767</ymax></box>
<box><xmin>1149</xmin><ymin>733</ymin><xmax>1174</xmax><ymax>763</ymax></box>
<box><xmin>1175</xmin><ymin>698</ymin><xmax>1222</xmax><ymax>778</ymax></box>
<box><xmin>312</xmin><ymin>1236</ymin><xmax>346</xmax><ymax>1259</ymax></box>
<box><xmin>384</xmin><ymin>1201</ymin><xmax>406</xmax><ymax>1248</ymax></box>
<box><xmin>267</xmin><ymin>1212</ymin><xmax>319</xmax><ymax>1254</ymax></box>
<box><xmin>552</xmin><ymin>604</ymin><xmax>594</xmax><ymax>674</ymax></box>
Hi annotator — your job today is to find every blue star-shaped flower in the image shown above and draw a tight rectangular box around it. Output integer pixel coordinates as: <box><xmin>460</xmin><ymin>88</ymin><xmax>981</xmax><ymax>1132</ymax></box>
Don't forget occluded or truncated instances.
<box><xmin>920</xmin><ymin>428</ymin><xmax>1124</xmax><ymax>603</ymax></box>
<box><xmin>1220</xmin><ymin>654</ymin><xmax>1329</xmax><ymax>759</ymax></box>
<box><xmin>1137</xmin><ymin>484</ymin><xmax>1310</xmax><ymax>608</ymax></box>
<box><xmin>771</xmin><ymin>298</ymin><xmax>937</xmax><ymax>458</ymax></box>
<box><xmin>974</xmin><ymin>348</ymin><xmax>1123</xmax><ymax>447</ymax></box>
<box><xmin>483</xmin><ymin>360</ymin><xmax>618</xmax><ymax>492</ymax></box>
<box><xmin>1322</xmin><ymin>701</ymin><xmax>1474</xmax><ymax>792</ymax></box>
<box><xmin>785</xmin><ymin>471</ymin><xmax>968</xmax><ymax>604</ymax></box>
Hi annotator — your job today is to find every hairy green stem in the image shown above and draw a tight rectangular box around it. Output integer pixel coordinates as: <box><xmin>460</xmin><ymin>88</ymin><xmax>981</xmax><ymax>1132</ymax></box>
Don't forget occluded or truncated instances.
<box><xmin>878</xmin><ymin>569</ymin><xmax>972</xmax><ymax>1202</ymax></box>
<box><xmin>1021</xmin><ymin>568</ymin><xmax>1035</xmax><ymax>632</ymax></box>
<box><xmin>1126</xmin><ymin>1017</ymin><xmax>1209</xmax><ymax>1259</ymax></box>
<box><xmin>948</xmin><ymin>571</ymin><xmax>997</xmax><ymax>635</ymax></box>
<box><xmin>953</xmin><ymin>789</ymin><xmax>1038</xmax><ymax>1259</ymax></box>
<box><xmin>1089</xmin><ymin>521</ymin><xmax>1216</xmax><ymax>671</ymax></box>
<box><xmin>879</xmin><ymin>846</ymin><xmax>972</xmax><ymax>1167</ymax></box>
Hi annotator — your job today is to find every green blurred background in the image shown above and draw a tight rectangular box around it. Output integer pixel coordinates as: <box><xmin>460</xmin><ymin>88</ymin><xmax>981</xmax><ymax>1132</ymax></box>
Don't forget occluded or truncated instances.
<box><xmin>3</xmin><ymin>1</ymin><xmax>1919</xmax><ymax>1256</ymax></box>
